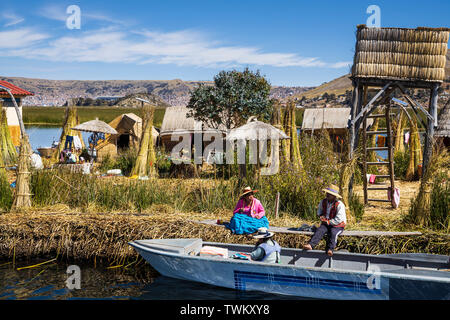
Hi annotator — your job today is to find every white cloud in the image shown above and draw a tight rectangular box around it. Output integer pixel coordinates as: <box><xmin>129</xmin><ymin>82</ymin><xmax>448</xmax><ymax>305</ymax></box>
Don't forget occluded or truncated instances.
<box><xmin>2</xmin><ymin>12</ymin><xmax>25</xmax><ymax>27</ymax></box>
<box><xmin>0</xmin><ymin>28</ymin><xmax>49</xmax><ymax>49</ymax></box>
<box><xmin>1</xmin><ymin>27</ymin><xmax>349</xmax><ymax>69</ymax></box>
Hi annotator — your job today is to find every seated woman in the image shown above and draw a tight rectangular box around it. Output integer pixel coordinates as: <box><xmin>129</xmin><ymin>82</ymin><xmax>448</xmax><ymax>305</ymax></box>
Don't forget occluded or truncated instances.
<box><xmin>226</xmin><ymin>187</ymin><xmax>269</xmax><ymax>235</ymax></box>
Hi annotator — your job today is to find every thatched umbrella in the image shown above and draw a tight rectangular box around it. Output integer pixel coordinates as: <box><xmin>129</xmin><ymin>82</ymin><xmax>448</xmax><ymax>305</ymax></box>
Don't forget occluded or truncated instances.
<box><xmin>72</xmin><ymin>118</ymin><xmax>118</xmax><ymax>135</ymax></box>
<box><xmin>72</xmin><ymin>118</ymin><xmax>118</xmax><ymax>162</ymax></box>
<box><xmin>226</xmin><ymin>116</ymin><xmax>289</xmax><ymax>177</ymax></box>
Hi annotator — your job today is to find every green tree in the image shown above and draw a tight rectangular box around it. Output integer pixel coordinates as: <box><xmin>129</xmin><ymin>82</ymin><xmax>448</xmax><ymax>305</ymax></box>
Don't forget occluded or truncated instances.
<box><xmin>187</xmin><ymin>68</ymin><xmax>273</xmax><ymax>129</ymax></box>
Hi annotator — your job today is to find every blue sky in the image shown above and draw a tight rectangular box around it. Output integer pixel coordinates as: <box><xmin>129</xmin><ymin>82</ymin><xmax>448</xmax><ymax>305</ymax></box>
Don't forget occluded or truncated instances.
<box><xmin>0</xmin><ymin>0</ymin><xmax>449</xmax><ymax>86</ymax></box>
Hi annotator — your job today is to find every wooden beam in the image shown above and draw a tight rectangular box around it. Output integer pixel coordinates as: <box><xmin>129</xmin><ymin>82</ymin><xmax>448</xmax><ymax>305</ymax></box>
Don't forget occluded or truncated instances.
<box><xmin>396</xmin><ymin>83</ymin><xmax>435</xmax><ymax>123</ymax></box>
<box><xmin>351</xmin><ymin>82</ymin><xmax>392</xmax><ymax>126</ymax></box>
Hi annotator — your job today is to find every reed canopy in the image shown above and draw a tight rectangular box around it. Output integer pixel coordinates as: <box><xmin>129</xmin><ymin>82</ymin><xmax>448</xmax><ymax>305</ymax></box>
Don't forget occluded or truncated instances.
<box><xmin>352</xmin><ymin>25</ymin><xmax>449</xmax><ymax>82</ymax></box>
<box><xmin>72</xmin><ymin>118</ymin><xmax>118</xmax><ymax>135</ymax></box>
<box><xmin>226</xmin><ymin>116</ymin><xmax>290</xmax><ymax>141</ymax></box>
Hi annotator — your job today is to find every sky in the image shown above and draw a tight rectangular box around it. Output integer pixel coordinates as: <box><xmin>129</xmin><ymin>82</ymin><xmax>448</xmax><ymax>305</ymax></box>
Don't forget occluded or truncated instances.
<box><xmin>0</xmin><ymin>0</ymin><xmax>449</xmax><ymax>86</ymax></box>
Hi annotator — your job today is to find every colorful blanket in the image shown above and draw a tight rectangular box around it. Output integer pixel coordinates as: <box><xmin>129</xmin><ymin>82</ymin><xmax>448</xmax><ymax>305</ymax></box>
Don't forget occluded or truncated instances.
<box><xmin>225</xmin><ymin>213</ymin><xmax>269</xmax><ymax>235</ymax></box>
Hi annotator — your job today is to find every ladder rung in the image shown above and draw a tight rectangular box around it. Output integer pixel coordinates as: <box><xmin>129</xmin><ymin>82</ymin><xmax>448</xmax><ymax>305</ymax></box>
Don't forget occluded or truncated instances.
<box><xmin>366</xmin><ymin>147</ymin><xmax>390</xmax><ymax>151</ymax></box>
<box><xmin>366</xmin><ymin>162</ymin><xmax>391</xmax><ymax>165</ymax></box>
<box><xmin>367</xmin><ymin>187</ymin><xmax>390</xmax><ymax>190</ymax></box>
<box><xmin>367</xmin><ymin>114</ymin><xmax>396</xmax><ymax>119</ymax></box>
<box><xmin>367</xmin><ymin>199</ymin><xmax>391</xmax><ymax>202</ymax></box>
<box><xmin>366</xmin><ymin>131</ymin><xmax>388</xmax><ymax>135</ymax></box>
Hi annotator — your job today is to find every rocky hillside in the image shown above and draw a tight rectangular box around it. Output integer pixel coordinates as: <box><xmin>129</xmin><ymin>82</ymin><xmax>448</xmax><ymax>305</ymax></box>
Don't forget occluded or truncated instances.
<box><xmin>0</xmin><ymin>76</ymin><xmax>312</xmax><ymax>107</ymax></box>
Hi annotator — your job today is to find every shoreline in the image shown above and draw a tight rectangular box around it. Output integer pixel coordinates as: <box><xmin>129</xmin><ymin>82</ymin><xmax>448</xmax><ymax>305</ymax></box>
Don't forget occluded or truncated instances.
<box><xmin>1</xmin><ymin>211</ymin><xmax>448</xmax><ymax>264</ymax></box>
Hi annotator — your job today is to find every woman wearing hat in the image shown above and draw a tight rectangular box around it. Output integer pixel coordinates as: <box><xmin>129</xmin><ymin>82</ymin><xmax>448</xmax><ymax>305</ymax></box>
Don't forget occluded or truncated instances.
<box><xmin>250</xmin><ymin>227</ymin><xmax>281</xmax><ymax>263</ymax></box>
<box><xmin>303</xmin><ymin>184</ymin><xmax>346</xmax><ymax>256</ymax></box>
<box><xmin>226</xmin><ymin>187</ymin><xmax>269</xmax><ymax>234</ymax></box>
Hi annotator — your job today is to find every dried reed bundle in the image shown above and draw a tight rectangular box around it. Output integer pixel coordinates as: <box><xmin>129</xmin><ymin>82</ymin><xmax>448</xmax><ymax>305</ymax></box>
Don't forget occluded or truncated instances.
<box><xmin>131</xmin><ymin>105</ymin><xmax>157</xmax><ymax>178</ymax></box>
<box><xmin>394</xmin><ymin>111</ymin><xmax>407</xmax><ymax>153</ymax></box>
<box><xmin>339</xmin><ymin>154</ymin><xmax>359</xmax><ymax>223</ymax></box>
<box><xmin>408</xmin><ymin>147</ymin><xmax>449</xmax><ymax>228</ymax></box>
<box><xmin>352</xmin><ymin>26</ymin><xmax>449</xmax><ymax>82</ymax></box>
<box><xmin>284</xmin><ymin>100</ymin><xmax>303</xmax><ymax>171</ymax></box>
<box><xmin>0</xmin><ymin>108</ymin><xmax>17</xmax><ymax>165</ymax></box>
<box><xmin>51</xmin><ymin>106</ymin><xmax>84</xmax><ymax>163</ymax></box>
<box><xmin>11</xmin><ymin>134</ymin><xmax>32</xmax><ymax>210</ymax></box>
<box><xmin>405</xmin><ymin>117</ymin><xmax>423</xmax><ymax>181</ymax></box>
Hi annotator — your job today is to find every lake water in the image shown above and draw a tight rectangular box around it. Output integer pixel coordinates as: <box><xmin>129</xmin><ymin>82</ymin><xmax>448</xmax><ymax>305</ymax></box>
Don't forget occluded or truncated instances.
<box><xmin>0</xmin><ymin>260</ymin><xmax>302</xmax><ymax>300</ymax></box>
<box><xmin>25</xmin><ymin>125</ymin><xmax>90</xmax><ymax>152</ymax></box>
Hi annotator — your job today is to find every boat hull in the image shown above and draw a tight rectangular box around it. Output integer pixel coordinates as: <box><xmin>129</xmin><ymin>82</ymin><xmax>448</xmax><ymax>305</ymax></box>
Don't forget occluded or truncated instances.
<box><xmin>130</xmin><ymin>240</ymin><xmax>450</xmax><ymax>300</ymax></box>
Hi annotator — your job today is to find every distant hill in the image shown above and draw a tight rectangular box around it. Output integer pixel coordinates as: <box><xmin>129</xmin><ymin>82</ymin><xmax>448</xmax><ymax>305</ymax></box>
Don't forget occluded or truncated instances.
<box><xmin>0</xmin><ymin>76</ymin><xmax>312</xmax><ymax>107</ymax></box>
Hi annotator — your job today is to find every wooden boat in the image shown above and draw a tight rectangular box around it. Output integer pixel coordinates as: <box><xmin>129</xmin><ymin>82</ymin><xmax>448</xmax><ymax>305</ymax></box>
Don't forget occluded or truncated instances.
<box><xmin>129</xmin><ymin>238</ymin><xmax>450</xmax><ymax>300</ymax></box>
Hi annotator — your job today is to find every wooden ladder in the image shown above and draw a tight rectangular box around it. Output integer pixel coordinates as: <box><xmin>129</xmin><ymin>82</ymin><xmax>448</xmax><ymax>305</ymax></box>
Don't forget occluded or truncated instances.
<box><xmin>362</xmin><ymin>103</ymin><xmax>396</xmax><ymax>207</ymax></box>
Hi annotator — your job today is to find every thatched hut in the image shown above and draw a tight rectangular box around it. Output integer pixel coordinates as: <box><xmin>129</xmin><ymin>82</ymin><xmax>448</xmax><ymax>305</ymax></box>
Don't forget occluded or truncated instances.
<box><xmin>96</xmin><ymin>113</ymin><xmax>158</xmax><ymax>160</ymax></box>
<box><xmin>352</xmin><ymin>26</ymin><xmax>449</xmax><ymax>83</ymax></box>
<box><xmin>160</xmin><ymin>106</ymin><xmax>226</xmax><ymax>151</ymax></box>
<box><xmin>435</xmin><ymin>101</ymin><xmax>450</xmax><ymax>147</ymax></box>
<box><xmin>302</xmin><ymin>108</ymin><xmax>374</xmax><ymax>152</ymax></box>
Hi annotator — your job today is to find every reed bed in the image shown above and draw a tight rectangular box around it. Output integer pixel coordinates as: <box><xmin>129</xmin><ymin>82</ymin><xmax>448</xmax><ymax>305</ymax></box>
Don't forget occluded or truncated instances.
<box><xmin>0</xmin><ymin>211</ymin><xmax>447</xmax><ymax>265</ymax></box>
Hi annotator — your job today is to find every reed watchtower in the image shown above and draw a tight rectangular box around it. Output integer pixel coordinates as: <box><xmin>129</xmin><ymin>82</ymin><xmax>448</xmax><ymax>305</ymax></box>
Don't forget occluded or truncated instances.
<box><xmin>348</xmin><ymin>25</ymin><xmax>449</xmax><ymax>206</ymax></box>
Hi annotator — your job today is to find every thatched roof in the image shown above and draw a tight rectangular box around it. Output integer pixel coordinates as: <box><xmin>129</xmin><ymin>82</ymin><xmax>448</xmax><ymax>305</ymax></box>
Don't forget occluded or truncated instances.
<box><xmin>109</xmin><ymin>113</ymin><xmax>158</xmax><ymax>138</ymax></box>
<box><xmin>160</xmin><ymin>106</ymin><xmax>225</xmax><ymax>137</ymax></box>
<box><xmin>352</xmin><ymin>25</ymin><xmax>450</xmax><ymax>82</ymax></box>
<box><xmin>435</xmin><ymin>101</ymin><xmax>450</xmax><ymax>137</ymax></box>
<box><xmin>72</xmin><ymin>118</ymin><xmax>118</xmax><ymax>135</ymax></box>
<box><xmin>226</xmin><ymin>117</ymin><xmax>290</xmax><ymax>140</ymax></box>
<box><xmin>302</xmin><ymin>108</ymin><xmax>374</xmax><ymax>131</ymax></box>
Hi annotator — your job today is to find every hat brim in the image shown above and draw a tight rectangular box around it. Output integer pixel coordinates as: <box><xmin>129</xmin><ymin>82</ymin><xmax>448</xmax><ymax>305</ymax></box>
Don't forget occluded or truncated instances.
<box><xmin>240</xmin><ymin>190</ymin><xmax>258</xmax><ymax>198</ymax></box>
<box><xmin>322</xmin><ymin>188</ymin><xmax>342</xmax><ymax>199</ymax></box>
<box><xmin>252</xmin><ymin>232</ymin><xmax>274</xmax><ymax>239</ymax></box>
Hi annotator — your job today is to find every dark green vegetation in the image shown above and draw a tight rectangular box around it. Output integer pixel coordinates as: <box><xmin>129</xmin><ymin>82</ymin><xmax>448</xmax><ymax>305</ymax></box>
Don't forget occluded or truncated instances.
<box><xmin>187</xmin><ymin>68</ymin><xmax>273</xmax><ymax>129</ymax></box>
<box><xmin>22</xmin><ymin>106</ymin><xmax>166</xmax><ymax>128</ymax></box>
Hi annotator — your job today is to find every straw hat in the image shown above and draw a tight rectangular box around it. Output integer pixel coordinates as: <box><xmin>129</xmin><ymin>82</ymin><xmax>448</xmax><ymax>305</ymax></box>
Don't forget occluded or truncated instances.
<box><xmin>240</xmin><ymin>186</ymin><xmax>258</xmax><ymax>198</ymax></box>
<box><xmin>252</xmin><ymin>227</ymin><xmax>274</xmax><ymax>239</ymax></box>
<box><xmin>322</xmin><ymin>184</ymin><xmax>342</xmax><ymax>199</ymax></box>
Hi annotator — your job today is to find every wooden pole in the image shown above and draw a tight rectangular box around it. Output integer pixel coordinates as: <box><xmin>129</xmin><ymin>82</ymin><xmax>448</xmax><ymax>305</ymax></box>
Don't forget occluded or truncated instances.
<box><xmin>386</xmin><ymin>102</ymin><xmax>396</xmax><ymax>208</ymax></box>
<box><xmin>423</xmin><ymin>83</ymin><xmax>439</xmax><ymax>175</ymax></box>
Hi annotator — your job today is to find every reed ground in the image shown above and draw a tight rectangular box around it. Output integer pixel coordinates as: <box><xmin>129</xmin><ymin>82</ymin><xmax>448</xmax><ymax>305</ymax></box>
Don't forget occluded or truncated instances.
<box><xmin>1</xmin><ymin>174</ymin><xmax>448</xmax><ymax>265</ymax></box>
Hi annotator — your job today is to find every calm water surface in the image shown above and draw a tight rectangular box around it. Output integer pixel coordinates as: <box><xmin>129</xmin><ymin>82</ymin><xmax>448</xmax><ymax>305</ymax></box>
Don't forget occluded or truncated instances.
<box><xmin>25</xmin><ymin>125</ymin><xmax>90</xmax><ymax>152</ymax></box>
<box><xmin>0</xmin><ymin>260</ymin><xmax>303</xmax><ymax>300</ymax></box>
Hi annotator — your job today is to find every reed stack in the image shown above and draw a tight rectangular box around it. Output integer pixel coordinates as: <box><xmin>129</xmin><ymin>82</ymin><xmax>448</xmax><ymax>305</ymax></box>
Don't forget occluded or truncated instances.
<box><xmin>131</xmin><ymin>104</ymin><xmax>157</xmax><ymax>178</ymax></box>
<box><xmin>51</xmin><ymin>106</ymin><xmax>84</xmax><ymax>163</ymax></box>
<box><xmin>0</xmin><ymin>107</ymin><xmax>17</xmax><ymax>166</ymax></box>
<box><xmin>11</xmin><ymin>134</ymin><xmax>32</xmax><ymax>210</ymax></box>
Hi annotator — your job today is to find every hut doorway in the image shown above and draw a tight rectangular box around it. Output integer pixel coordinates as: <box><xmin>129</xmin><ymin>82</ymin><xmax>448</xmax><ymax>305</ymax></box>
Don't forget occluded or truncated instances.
<box><xmin>117</xmin><ymin>134</ymin><xmax>130</xmax><ymax>150</ymax></box>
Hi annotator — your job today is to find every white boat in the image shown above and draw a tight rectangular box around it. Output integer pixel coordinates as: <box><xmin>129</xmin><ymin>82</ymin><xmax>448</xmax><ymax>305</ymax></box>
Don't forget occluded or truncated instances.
<box><xmin>129</xmin><ymin>238</ymin><xmax>450</xmax><ymax>300</ymax></box>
